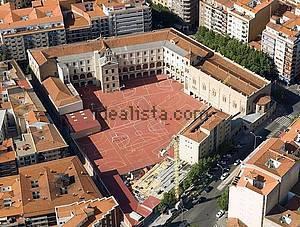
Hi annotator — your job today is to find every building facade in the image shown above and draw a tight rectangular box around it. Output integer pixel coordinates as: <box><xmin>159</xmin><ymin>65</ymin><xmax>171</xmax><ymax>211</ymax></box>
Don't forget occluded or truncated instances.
<box><xmin>0</xmin><ymin>156</ymin><xmax>107</xmax><ymax>227</ymax></box>
<box><xmin>28</xmin><ymin>28</ymin><xmax>272</xmax><ymax>119</ymax></box>
<box><xmin>228</xmin><ymin>137</ymin><xmax>300</xmax><ymax>226</ymax></box>
<box><xmin>152</xmin><ymin>0</ymin><xmax>198</xmax><ymax>28</ymax></box>
<box><xmin>199</xmin><ymin>0</ymin><xmax>279</xmax><ymax>42</ymax></box>
<box><xmin>179</xmin><ymin>106</ymin><xmax>231</xmax><ymax>164</ymax></box>
<box><xmin>0</xmin><ymin>0</ymin><xmax>151</xmax><ymax>61</ymax></box>
<box><xmin>262</xmin><ymin>8</ymin><xmax>300</xmax><ymax>84</ymax></box>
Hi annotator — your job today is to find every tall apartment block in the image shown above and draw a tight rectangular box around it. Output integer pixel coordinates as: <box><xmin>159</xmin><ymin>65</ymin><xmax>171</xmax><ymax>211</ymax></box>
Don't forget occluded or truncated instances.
<box><xmin>0</xmin><ymin>0</ymin><xmax>151</xmax><ymax>61</ymax></box>
<box><xmin>228</xmin><ymin>124</ymin><xmax>300</xmax><ymax>227</ymax></box>
<box><xmin>152</xmin><ymin>0</ymin><xmax>198</xmax><ymax>28</ymax></box>
<box><xmin>262</xmin><ymin>8</ymin><xmax>300</xmax><ymax>84</ymax></box>
<box><xmin>101</xmin><ymin>0</ymin><xmax>152</xmax><ymax>36</ymax></box>
<box><xmin>199</xmin><ymin>0</ymin><xmax>279</xmax><ymax>42</ymax></box>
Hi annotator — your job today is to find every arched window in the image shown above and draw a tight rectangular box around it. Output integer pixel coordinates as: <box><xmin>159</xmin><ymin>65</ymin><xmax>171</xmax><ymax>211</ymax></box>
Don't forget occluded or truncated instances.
<box><xmin>87</xmin><ymin>72</ymin><xmax>92</xmax><ymax>78</ymax></box>
<box><xmin>80</xmin><ymin>74</ymin><xmax>85</xmax><ymax>79</ymax></box>
<box><xmin>212</xmin><ymin>89</ymin><xmax>216</xmax><ymax>97</ymax></box>
<box><xmin>123</xmin><ymin>67</ymin><xmax>128</xmax><ymax>72</ymax></box>
<box><xmin>73</xmin><ymin>75</ymin><xmax>78</xmax><ymax>80</ymax></box>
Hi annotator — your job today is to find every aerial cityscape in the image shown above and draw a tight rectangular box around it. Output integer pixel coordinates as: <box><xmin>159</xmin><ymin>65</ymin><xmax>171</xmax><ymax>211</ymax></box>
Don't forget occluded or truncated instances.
<box><xmin>0</xmin><ymin>0</ymin><xmax>299</xmax><ymax>226</ymax></box>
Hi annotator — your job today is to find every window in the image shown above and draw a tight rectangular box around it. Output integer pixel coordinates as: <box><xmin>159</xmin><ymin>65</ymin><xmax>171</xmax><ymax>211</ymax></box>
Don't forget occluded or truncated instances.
<box><xmin>106</xmin><ymin>84</ymin><xmax>109</xmax><ymax>89</ymax></box>
<box><xmin>130</xmin><ymin>53</ymin><xmax>133</xmax><ymax>57</ymax></box>
<box><xmin>193</xmin><ymin>79</ymin><xmax>196</xmax><ymax>85</ymax></box>
<box><xmin>212</xmin><ymin>89</ymin><xmax>216</xmax><ymax>97</ymax></box>
<box><xmin>111</xmin><ymin>69</ymin><xmax>114</xmax><ymax>73</ymax></box>
<box><xmin>144</xmin><ymin>51</ymin><xmax>146</xmax><ymax>54</ymax></box>
<box><xmin>233</xmin><ymin>101</ymin><xmax>237</xmax><ymax>108</ymax></box>
<box><xmin>87</xmin><ymin>67</ymin><xmax>90</xmax><ymax>71</ymax></box>
<box><xmin>137</xmin><ymin>52</ymin><xmax>140</xmax><ymax>56</ymax></box>
<box><xmin>31</xmin><ymin>180</ymin><xmax>39</xmax><ymax>188</ymax></box>
<box><xmin>32</xmin><ymin>191</ymin><xmax>40</xmax><ymax>199</ymax></box>
<box><xmin>151</xmin><ymin>50</ymin><xmax>153</xmax><ymax>54</ymax></box>
<box><xmin>112</xmin><ymin>83</ymin><xmax>115</xmax><ymax>88</ymax></box>
<box><xmin>87</xmin><ymin>60</ymin><xmax>90</xmax><ymax>64</ymax></box>
<box><xmin>80</xmin><ymin>61</ymin><xmax>83</xmax><ymax>65</ymax></box>
<box><xmin>106</xmin><ymin>77</ymin><xmax>109</xmax><ymax>81</ymax></box>
<box><xmin>222</xmin><ymin>96</ymin><xmax>227</xmax><ymax>102</ymax></box>
<box><xmin>73</xmin><ymin>62</ymin><xmax>76</xmax><ymax>66</ymax></box>
<box><xmin>105</xmin><ymin>70</ymin><xmax>108</xmax><ymax>74</ymax></box>
<box><xmin>202</xmin><ymin>83</ymin><xmax>206</xmax><ymax>90</ymax></box>
<box><xmin>112</xmin><ymin>76</ymin><xmax>115</xmax><ymax>80</ymax></box>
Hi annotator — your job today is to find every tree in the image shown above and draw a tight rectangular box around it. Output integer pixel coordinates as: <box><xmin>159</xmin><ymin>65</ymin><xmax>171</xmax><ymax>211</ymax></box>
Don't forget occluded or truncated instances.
<box><xmin>217</xmin><ymin>187</ymin><xmax>229</xmax><ymax>210</ymax></box>
<box><xmin>194</xmin><ymin>27</ymin><xmax>278</xmax><ymax>80</ymax></box>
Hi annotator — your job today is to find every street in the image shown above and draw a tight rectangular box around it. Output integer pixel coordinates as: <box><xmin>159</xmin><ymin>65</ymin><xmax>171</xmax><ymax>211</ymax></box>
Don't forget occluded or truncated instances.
<box><xmin>148</xmin><ymin>84</ymin><xmax>300</xmax><ymax>227</ymax></box>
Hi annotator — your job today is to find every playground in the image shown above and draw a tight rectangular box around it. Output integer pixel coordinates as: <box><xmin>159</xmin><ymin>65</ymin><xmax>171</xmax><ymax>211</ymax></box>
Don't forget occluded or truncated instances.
<box><xmin>76</xmin><ymin>75</ymin><xmax>204</xmax><ymax>174</ymax></box>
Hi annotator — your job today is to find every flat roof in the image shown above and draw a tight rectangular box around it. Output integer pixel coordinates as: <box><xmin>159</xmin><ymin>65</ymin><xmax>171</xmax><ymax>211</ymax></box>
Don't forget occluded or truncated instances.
<box><xmin>29</xmin><ymin>28</ymin><xmax>269</xmax><ymax>97</ymax></box>
<box><xmin>65</xmin><ymin>109</ymin><xmax>101</xmax><ymax>133</ymax></box>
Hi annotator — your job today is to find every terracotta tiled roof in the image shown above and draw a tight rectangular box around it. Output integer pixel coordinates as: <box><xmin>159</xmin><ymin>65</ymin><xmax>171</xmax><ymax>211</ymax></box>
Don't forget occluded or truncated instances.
<box><xmin>0</xmin><ymin>138</ymin><xmax>16</xmax><ymax>164</ymax></box>
<box><xmin>182</xmin><ymin>107</ymin><xmax>230</xmax><ymax>142</ymax></box>
<box><xmin>29</xmin><ymin>28</ymin><xmax>269</xmax><ymax>96</ymax></box>
<box><xmin>55</xmin><ymin>197</ymin><xmax>119</xmax><ymax>227</ymax></box>
<box><xmin>42</xmin><ymin>77</ymin><xmax>81</xmax><ymax>108</ymax></box>
<box><xmin>0</xmin><ymin>1</ymin><xmax>64</xmax><ymax>31</ymax></box>
<box><xmin>29</xmin><ymin>124</ymin><xmax>68</xmax><ymax>153</ymax></box>
<box><xmin>281</xmin><ymin>117</ymin><xmax>300</xmax><ymax>143</ymax></box>
<box><xmin>0</xmin><ymin>156</ymin><xmax>102</xmax><ymax>219</ymax></box>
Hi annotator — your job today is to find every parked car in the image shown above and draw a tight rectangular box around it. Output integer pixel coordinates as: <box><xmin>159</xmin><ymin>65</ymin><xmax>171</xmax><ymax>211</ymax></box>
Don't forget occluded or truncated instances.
<box><xmin>204</xmin><ymin>186</ymin><xmax>213</xmax><ymax>193</ymax></box>
<box><xmin>220</xmin><ymin>160</ymin><xmax>227</xmax><ymax>165</ymax></box>
<box><xmin>234</xmin><ymin>159</ymin><xmax>241</xmax><ymax>166</ymax></box>
<box><xmin>216</xmin><ymin>210</ymin><xmax>225</xmax><ymax>219</ymax></box>
<box><xmin>220</xmin><ymin>172</ymin><xmax>229</xmax><ymax>180</ymax></box>
<box><xmin>225</xmin><ymin>153</ymin><xmax>232</xmax><ymax>158</ymax></box>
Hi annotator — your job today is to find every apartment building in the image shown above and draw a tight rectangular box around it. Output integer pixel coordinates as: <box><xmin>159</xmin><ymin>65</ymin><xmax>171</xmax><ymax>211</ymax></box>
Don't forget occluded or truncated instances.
<box><xmin>262</xmin><ymin>8</ymin><xmax>300</xmax><ymax>84</ymax></box>
<box><xmin>55</xmin><ymin>196</ymin><xmax>121</xmax><ymax>227</ymax></box>
<box><xmin>42</xmin><ymin>77</ymin><xmax>83</xmax><ymax>116</ymax></box>
<box><xmin>100</xmin><ymin>0</ymin><xmax>152</xmax><ymax>36</ymax></box>
<box><xmin>199</xmin><ymin>0</ymin><xmax>279</xmax><ymax>42</ymax></box>
<box><xmin>28</xmin><ymin>28</ymin><xmax>272</xmax><ymax>121</ymax></box>
<box><xmin>0</xmin><ymin>0</ymin><xmax>151</xmax><ymax>61</ymax></box>
<box><xmin>0</xmin><ymin>60</ymin><xmax>70</xmax><ymax>167</ymax></box>
<box><xmin>152</xmin><ymin>0</ymin><xmax>198</xmax><ymax>28</ymax></box>
<box><xmin>228</xmin><ymin>137</ymin><xmax>300</xmax><ymax>226</ymax></box>
<box><xmin>179</xmin><ymin>106</ymin><xmax>231</xmax><ymax>164</ymax></box>
<box><xmin>65</xmin><ymin>1</ymin><xmax>110</xmax><ymax>43</ymax></box>
<box><xmin>0</xmin><ymin>156</ymin><xmax>107</xmax><ymax>227</ymax></box>
<box><xmin>0</xmin><ymin>1</ymin><xmax>66</xmax><ymax>61</ymax></box>
<box><xmin>0</xmin><ymin>138</ymin><xmax>17</xmax><ymax>177</ymax></box>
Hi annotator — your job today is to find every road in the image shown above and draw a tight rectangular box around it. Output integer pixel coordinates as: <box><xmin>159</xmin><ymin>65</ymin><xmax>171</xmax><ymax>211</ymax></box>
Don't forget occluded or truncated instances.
<box><xmin>169</xmin><ymin>84</ymin><xmax>300</xmax><ymax>227</ymax></box>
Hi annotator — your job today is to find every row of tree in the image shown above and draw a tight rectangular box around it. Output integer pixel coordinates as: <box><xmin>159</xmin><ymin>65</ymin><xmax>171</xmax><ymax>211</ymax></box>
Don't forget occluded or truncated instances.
<box><xmin>195</xmin><ymin>27</ymin><xmax>277</xmax><ymax>80</ymax></box>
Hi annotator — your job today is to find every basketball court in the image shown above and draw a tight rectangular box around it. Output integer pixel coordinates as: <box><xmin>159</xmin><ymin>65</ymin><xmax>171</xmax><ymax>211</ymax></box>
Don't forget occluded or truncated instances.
<box><xmin>76</xmin><ymin>75</ymin><xmax>204</xmax><ymax>175</ymax></box>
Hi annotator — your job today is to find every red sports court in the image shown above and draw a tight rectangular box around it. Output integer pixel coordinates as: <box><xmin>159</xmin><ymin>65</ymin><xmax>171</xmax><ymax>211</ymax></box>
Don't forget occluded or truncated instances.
<box><xmin>76</xmin><ymin>75</ymin><xmax>203</xmax><ymax>175</ymax></box>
